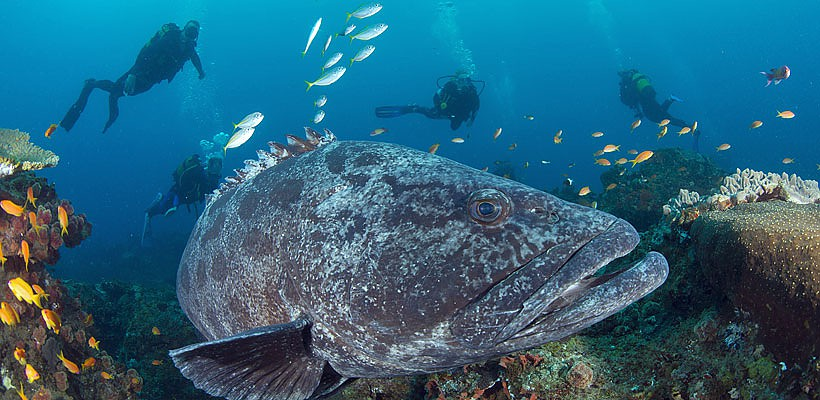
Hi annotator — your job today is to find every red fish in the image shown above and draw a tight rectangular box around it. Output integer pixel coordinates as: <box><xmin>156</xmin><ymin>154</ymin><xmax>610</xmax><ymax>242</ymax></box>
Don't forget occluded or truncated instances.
<box><xmin>760</xmin><ymin>65</ymin><xmax>790</xmax><ymax>87</ymax></box>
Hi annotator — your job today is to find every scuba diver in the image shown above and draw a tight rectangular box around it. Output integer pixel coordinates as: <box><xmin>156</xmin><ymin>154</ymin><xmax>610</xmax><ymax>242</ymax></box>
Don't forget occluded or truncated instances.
<box><xmin>375</xmin><ymin>72</ymin><xmax>484</xmax><ymax>130</ymax></box>
<box><xmin>60</xmin><ymin>21</ymin><xmax>205</xmax><ymax>133</ymax></box>
<box><xmin>618</xmin><ymin>69</ymin><xmax>700</xmax><ymax>151</ymax></box>
<box><xmin>142</xmin><ymin>154</ymin><xmax>222</xmax><ymax>246</ymax></box>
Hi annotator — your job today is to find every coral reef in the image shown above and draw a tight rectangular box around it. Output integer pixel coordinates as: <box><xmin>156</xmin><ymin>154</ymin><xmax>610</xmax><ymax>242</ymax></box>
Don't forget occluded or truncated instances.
<box><xmin>66</xmin><ymin>280</ymin><xmax>220</xmax><ymax>400</ymax></box>
<box><xmin>664</xmin><ymin>168</ymin><xmax>820</xmax><ymax>227</ymax></box>
<box><xmin>0</xmin><ymin>129</ymin><xmax>59</xmax><ymax>179</ymax></box>
<box><xmin>0</xmin><ymin>172</ymin><xmax>138</xmax><ymax>399</ymax></box>
<box><xmin>0</xmin><ymin>173</ymin><xmax>91</xmax><ymax>266</ymax></box>
<box><xmin>691</xmin><ymin>201</ymin><xmax>820</xmax><ymax>364</ymax></box>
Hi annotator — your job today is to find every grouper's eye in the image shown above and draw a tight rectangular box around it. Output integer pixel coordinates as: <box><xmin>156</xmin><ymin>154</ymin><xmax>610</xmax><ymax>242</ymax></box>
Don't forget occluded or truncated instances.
<box><xmin>468</xmin><ymin>189</ymin><xmax>511</xmax><ymax>226</ymax></box>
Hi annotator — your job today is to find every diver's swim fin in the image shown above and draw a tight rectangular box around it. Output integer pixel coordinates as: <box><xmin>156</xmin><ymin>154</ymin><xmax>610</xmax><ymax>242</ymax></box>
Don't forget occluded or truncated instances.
<box><xmin>60</xmin><ymin>79</ymin><xmax>96</xmax><ymax>131</ymax></box>
<box><xmin>375</xmin><ymin>105</ymin><xmax>417</xmax><ymax>118</ymax></box>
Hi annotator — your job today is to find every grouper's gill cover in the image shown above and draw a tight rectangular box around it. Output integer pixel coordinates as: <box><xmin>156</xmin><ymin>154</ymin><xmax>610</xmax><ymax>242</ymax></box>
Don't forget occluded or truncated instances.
<box><xmin>170</xmin><ymin>128</ymin><xmax>669</xmax><ymax>400</ymax></box>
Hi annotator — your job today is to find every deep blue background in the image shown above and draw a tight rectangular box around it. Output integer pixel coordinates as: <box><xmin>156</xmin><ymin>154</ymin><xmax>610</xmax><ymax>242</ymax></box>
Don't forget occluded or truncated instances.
<box><xmin>1</xmin><ymin>1</ymin><xmax>818</xmax><ymax>281</ymax></box>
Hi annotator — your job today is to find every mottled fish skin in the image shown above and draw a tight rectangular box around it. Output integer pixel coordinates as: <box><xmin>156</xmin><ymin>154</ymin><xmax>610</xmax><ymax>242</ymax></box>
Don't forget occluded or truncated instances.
<box><xmin>176</xmin><ymin>136</ymin><xmax>668</xmax><ymax>390</ymax></box>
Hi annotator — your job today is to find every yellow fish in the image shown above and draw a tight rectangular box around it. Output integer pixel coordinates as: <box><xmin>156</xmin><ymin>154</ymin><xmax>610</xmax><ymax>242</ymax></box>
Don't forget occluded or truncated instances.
<box><xmin>677</xmin><ymin>127</ymin><xmax>691</xmax><ymax>135</ymax></box>
<box><xmin>20</xmin><ymin>240</ymin><xmax>29</xmax><ymax>271</ymax></box>
<box><xmin>26</xmin><ymin>187</ymin><xmax>36</xmax><ymax>207</ymax></box>
<box><xmin>691</xmin><ymin>120</ymin><xmax>698</xmax><ymax>132</ymax></box>
<box><xmin>428</xmin><ymin>143</ymin><xmax>440</xmax><ymax>155</ymax></box>
<box><xmin>630</xmin><ymin>150</ymin><xmax>654</xmax><ymax>167</ymax></box>
<box><xmin>89</xmin><ymin>336</ymin><xmax>101</xmax><ymax>350</ymax></box>
<box><xmin>658</xmin><ymin>119</ymin><xmax>670</xmax><ymax>127</ymax></box>
<box><xmin>749</xmin><ymin>120</ymin><xmax>763</xmax><ymax>129</ymax></box>
<box><xmin>8</xmin><ymin>278</ymin><xmax>36</xmax><ymax>305</ymax></box>
<box><xmin>25</xmin><ymin>364</ymin><xmax>39</xmax><ymax>383</ymax></box>
<box><xmin>31</xmin><ymin>285</ymin><xmax>49</xmax><ymax>309</ymax></box>
<box><xmin>657</xmin><ymin>126</ymin><xmax>668</xmax><ymax>140</ymax></box>
<box><xmin>57</xmin><ymin>350</ymin><xmax>79</xmax><ymax>374</ymax></box>
<box><xmin>152</xmin><ymin>326</ymin><xmax>162</xmax><ymax>335</ymax></box>
<box><xmin>16</xmin><ymin>381</ymin><xmax>27</xmax><ymax>400</ymax></box>
<box><xmin>82</xmin><ymin>357</ymin><xmax>96</xmax><ymax>371</ymax></box>
<box><xmin>0</xmin><ymin>302</ymin><xmax>20</xmax><ymax>326</ymax></box>
<box><xmin>776</xmin><ymin>110</ymin><xmax>795</xmax><ymax>119</ymax></box>
<box><xmin>101</xmin><ymin>371</ymin><xmax>113</xmax><ymax>380</ymax></box>
<box><xmin>0</xmin><ymin>242</ymin><xmax>7</xmax><ymax>268</ymax></box>
<box><xmin>14</xmin><ymin>347</ymin><xmax>26</xmax><ymax>365</ymax></box>
<box><xmin>578</xmin><ymin>186</ymin><xmax>591</xmax><ymax>196</ymax></box>
<box><xmin>41</xmin><ymin>309</ymin><xmax>61</xmax><ymax>334</ymax></box>
<box><xmin>58</xmin><ymin>205</ymin><xmax>69</xmax><ymax>236</ymax></box>
<box><xmin>1</xmin><ymin>200</ymin><xmax>24</xmax><ymax>217</ymax></box>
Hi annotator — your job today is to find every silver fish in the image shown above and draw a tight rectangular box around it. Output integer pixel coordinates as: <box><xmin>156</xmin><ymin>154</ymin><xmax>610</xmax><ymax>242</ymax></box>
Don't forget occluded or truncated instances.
<box><xmin>171</xmin><ymin>129</ymin><xmax>669</xmax><ymax>400</ymax></box>
<box><xmin>232</xmin><ymin>112</ymin><xmax>264</xmax><ymax>130</ymax></box>
<box><xmin>302</xmin><ymin>17</ymin><xmax>322</xmax><ymax>57</ymax></box>
<box><xmin>323</xmin><ymin>52</ymin><xmax>343</xmax><ymax>70</ymax></box>
<box><xmin>322</xmin><ymin>35</ymin><xmax>332</xmax><ymax>55</ymax></box>
<box><xmin>350</xmin><ymin>23</ymin><xmax>388</xmax><ymax>42</ymax></box>
<box><xmin>222</xmin><ymin>126</ymin><xmax>255</xmax><ymax>152</ymax></box>
<box><xmin>305</xmin><ymin>66</ymin><xmax>346</xmax><ymax>91</ymax></box>
<box><xmin>346</xmin><ymin>2</ymin><xmax>382</xmax><ymax>23</ymax></box>
<box><xmin>350</xmin><ymin>44</ymin><xmax>375</xmax><ymax>66</ymax></box>
<box><xmin>312</xmin><ymin>109</ymin><xmax>325</xmax><ymax>124</ymax></box>
<box><xmin>338</xmin><ymin>24</ymin><xmax>356</xmax><ymax>37</ymax></box>
<box><xmin>314</xmin><ymin>95</ymin><xmax>327</xmax><ymax>108</ymax></box>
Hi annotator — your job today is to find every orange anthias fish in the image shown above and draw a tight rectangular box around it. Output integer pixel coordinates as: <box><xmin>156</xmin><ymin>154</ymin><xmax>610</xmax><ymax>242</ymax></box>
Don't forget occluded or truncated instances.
<box><xmin>44</xmin><ymin>123</ymin><xmax>58</xmax><ymax>138</ymax></box>
<box><xmin>100</xmin><ymin>371</ymin><xmax>113</xmax><ymax>380</ymax></box>
<box><xmin>58</xmin><ymin>205</ymin><xmax>69</xmax><ymax>236</ymax></box>
<box><xmin>630</xmin><ymin>119</ymin><xmax>641</xmax><ymax>132</ymax></box>
<box><xmin>450</xmin><ymin>137</ymin><xmax>465</xmax><ymax>144</ymax></box>
<box><xmin>428</xmin><ymin>143</ymin><xmax>440</xmax><ymax>155</ymax></box>
<box><xmin>658</xmin><ymin>119</ymin><xmax>670</xmax><ymax>127</ymax></box>
<box><xmin>41</xmin><ymin>309</ymin><xmax>61</xmax><ymax>334</ymax></box>
<box><xmin>84</xmin><ymin>313</ymin><xmax>94</xmax><ymax>326</ymax></box>
<box><xmin>20</xmin><ymin>240</ymin><xmax>30</xmax><ymax>271</ymax></box>
<box><xmin>716</xmin><ymin>143</ymin><xmax>731</xmax><ymax>151</ymax></box>
<box><xmin>151</xmin><ymin>326</ymin><xmax>161</xmax><ymax>335</ymax></box>
<box><xmin>630</xmin><ymin>150</ymin><xmax>654</xmax><ymax>167</ymax></box>
<box><xmin>82</xmin><ymin>357</ymin><xmax>96</xmax><ymax>371</ymax></box>
<box><xmin>602</xmin><ymin>144</ymin><xmax>620</xmax><ymax>153</ymax></box>
<box><xmin>14</xmin><ymin>347</ymin><xmax>26</xmax><ymax>365</ymax></box>
<box><xmin>594</xmin><ymin>159</ymin><xmax>611</xmax><ymax>166</ymax></box>
<box><xmin>606</xmin><ymin>183</ymin><xmax>618</xmax><ymax>191</ymax></box>
<box><xmin>761</xmin><ymin>65</ymin><xmax>790</xmax><ymax>87</ymax></box>
<box><xmin>507</xmin><ymin>143</ymin><xmax>517</xmax><ymax>151</ymax></box>
<box><xmin>1</xmin><ymin>200</ymin><xmax>25</xmax><ymax>217</ymax></box>
<box><xmin>57</xmin><ymin>350</ymin><xmax>79</xmax><ymax>374</ymax></box>
<box><xmin>151</xmin><ymin>359</ymin><xmax>163</xmax><ymax>366</ymax></box>
<box><xmin>615</xmin><ymin>158</ymin><xmax>628</xmax><ymax>165</ymax></box>
<box><xmin>25</xmin><ymin>364</ymin><xmax>39</xmax><ymax>383</ymax></box>
<box><xmin>578</xmin><ymin>186</ymin><xmax>591</xmax><ymax>196</ymax></box>
<box><xmin>16</xmin><ymin>381</ymin><xmax>27</xmax><ymax>400</ymax></box>
<box><xmin>678</xmin><ymin>127</ymin><xmax>692</xmax><ymax>135</ymax></box>
<box><xmin>493</xmin><ymin>127</ymin><xmax>502</xmax><ymax>140</ymax></box>
<box><xmin>776</xmin><ymin>110</ymin><xmax>795</xmax><ymax>119</ymax></box>
<box><xmin>88</xmin><ymin>336</ymin><xmax>100</xmax><ymax>350</ymax></box>
<box><xmin>657</xmin><ymin>126</ymin><xmax>668</xmax><ymax>140</ymax></box>
<box><xmin>26</xmin><ymin>187</ymin><xmax>37</xmax><ymax>207</ymax></box>
<box><xmin>782</xmin><ymin>157</ymin><xmax>795</xmax><ymax>164</ymax></box>
<box><xmin>591</xmin><ymin>131</ymin><xmax>604</xmax><ymax>138</ymax></box>
<box><xmin>749</xmin><ymin>120</ymin><xmax>763</xmax><ymax>129</ymax></box>
<box><xmin>28</xmin><ymin>212</ymin><xmax>41</xmax><ymax>235</ymax></box>
<box><xmin>0</xmin><ymin>302</ymin><xmax>20</xmax><ymax>326</ymax></box>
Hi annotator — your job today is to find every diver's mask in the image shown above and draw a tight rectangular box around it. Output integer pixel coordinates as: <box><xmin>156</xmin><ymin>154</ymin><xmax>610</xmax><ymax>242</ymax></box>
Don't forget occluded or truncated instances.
<box><xmin>183</xmin><ymin>20</ymin><xmax>200</xmax><ymax>42</ymax></box>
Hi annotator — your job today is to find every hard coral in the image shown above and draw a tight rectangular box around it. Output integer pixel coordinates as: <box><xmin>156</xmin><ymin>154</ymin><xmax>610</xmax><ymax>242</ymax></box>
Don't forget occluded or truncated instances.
<box><xmin>566</xmin><ymin>361</ymin><xmax>594</xmax><ymax>389</ymax></box>
<box><xmin>0</xmin><ymin>128</ymin><xmax>59</xmax><ymax>178</ymax></box>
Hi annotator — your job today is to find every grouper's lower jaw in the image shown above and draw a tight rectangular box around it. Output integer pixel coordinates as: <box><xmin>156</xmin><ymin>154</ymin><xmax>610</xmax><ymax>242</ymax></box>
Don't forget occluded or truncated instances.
<box><xmin>500</xmin><ymin>250</ymin><xmax>669</xmax><ymax>351</ymax></box>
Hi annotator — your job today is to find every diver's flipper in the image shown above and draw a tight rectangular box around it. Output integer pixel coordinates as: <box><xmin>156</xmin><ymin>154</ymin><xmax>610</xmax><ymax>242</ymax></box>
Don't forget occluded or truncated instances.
<box><xmin>375</xmin><ymin>105</ymin><xmax>416</xmax><ymax>118</ymax></box>
<box><xmin>102</xmin><ymin>93</ymin><xmax>121</xmax><ymax>134</ymax></box>
<box><xmin>60</xmin><ymin>79</ymin><xmax>96</xmax><ymax>131</ymax></box>
<box><xmin>141</xmin><ymin>213</ymin><xmax>151</xmax><ymax>247</ymax></box>
<box><xmin>170</xmin><ymin>316</ymin><xmax>341</xmax><ymax>400</ymax></box>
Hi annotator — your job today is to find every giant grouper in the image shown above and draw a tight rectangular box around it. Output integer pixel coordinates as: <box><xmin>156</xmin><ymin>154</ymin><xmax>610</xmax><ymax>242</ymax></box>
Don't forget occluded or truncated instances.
<box><xmin>170</xmin><ymin>127</ymin><xmax>669</xmax><ymax>400</ymax></box>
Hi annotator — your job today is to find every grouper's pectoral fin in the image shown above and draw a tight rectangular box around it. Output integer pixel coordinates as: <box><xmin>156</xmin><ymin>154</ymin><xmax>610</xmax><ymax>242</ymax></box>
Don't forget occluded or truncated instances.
<box><xmin>170</xmin><ymin>316</ymin><xmax>349</xmax><ymax>400</ymax></box>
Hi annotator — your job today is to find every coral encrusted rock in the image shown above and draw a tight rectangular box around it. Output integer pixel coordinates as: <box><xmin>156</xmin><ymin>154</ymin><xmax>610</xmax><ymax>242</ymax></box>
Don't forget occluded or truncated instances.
<box><xmin>691</xmin><ymin>201</ymin><xmax>820</xmax><ymax>363</ymax></box>
<box><xmin>0</xmin><ymin>128</ymin><xmax>59</xmax><ymax>178</ymax></box>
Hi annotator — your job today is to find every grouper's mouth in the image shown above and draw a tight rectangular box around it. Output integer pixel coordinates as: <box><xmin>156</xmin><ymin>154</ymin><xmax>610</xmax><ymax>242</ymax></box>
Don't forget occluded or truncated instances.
<box><xmin>451</xmin><ymin>219</ymin><xmax>669</xmax><ymax>350</ymax></box>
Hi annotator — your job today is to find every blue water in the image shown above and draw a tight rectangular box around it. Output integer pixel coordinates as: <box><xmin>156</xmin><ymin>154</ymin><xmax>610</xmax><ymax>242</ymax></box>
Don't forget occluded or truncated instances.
<box><xmin>1</xmin><ymin>0</ymin><xmax>818</xmax><ymax>282</ymax></box>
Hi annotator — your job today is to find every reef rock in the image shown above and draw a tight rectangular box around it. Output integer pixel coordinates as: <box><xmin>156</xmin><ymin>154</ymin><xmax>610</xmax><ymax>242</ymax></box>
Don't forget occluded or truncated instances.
<box><xmin>691</xmin><ymin>201</ymin><xmax>820</xmax><ymax>363</ymax></box>
<box><xmin>0</xmin><ymin>128</ymin><xmax>59</xmax><ymax>178</ymax></box>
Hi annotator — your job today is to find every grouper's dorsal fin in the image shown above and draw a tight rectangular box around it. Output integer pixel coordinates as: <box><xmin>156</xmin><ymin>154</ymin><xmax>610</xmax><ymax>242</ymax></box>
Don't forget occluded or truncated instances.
<box><xmin>209</xmin><ymin>127</ymin><xmax>335</xmax><ymax>206</ymax></box>
<box><xmin>169</xmin><ymin>316</ymin><xmax>336</xmax><ymax>400</ymax></box>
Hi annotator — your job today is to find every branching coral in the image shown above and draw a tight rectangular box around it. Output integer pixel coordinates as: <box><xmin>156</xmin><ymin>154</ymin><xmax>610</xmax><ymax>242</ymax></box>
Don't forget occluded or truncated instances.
<box><xmin>0</xmin><ymin>128</ymin><xmax>59</xmax><ymax>178</ymax></box>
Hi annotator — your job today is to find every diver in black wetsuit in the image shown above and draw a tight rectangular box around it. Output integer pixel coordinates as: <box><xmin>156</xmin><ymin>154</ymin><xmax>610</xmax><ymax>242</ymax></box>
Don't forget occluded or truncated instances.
<box><xmin>60</xmin><ymin>20</ymin><xmax>205</xmax><ymax>133</ymax></box>
<box><xmin>375</xmin><ymin>73</ymin><xmax>483</xmax><ymax>130</ymax></box>
<box><xmin>618</xmin><ymin>69</ymin><xmax>701</xmax><ymax>151</ymax></box>
<box><xmin>142</xmin><ymin>154</ymin><xmax>222</xmax><ymax>246</ymax></box>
